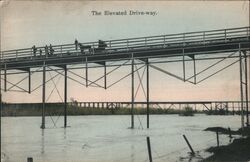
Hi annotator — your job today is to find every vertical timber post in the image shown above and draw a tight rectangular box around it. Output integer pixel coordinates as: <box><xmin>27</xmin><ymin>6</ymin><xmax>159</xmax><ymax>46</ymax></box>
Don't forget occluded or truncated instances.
<box><xmin>28</xmin><ymin>68</ymin><xmax>31</xmax><ymax>94</ymax></box>
<box><xmin>0</xmin><ymin>61</ymin><xmax>2</xmax><ymax>155</ymax></box>
<box><xmin>146</xmin><ymin>137</ymin><xmax>153</xmax><ymax>162</ymax></box>
<box><xmin>183</xmin><ymin>134</ymin><xmax>195</xmax><ymax>155</ymax></box>
<box><xmin>228</xmin><ymin>127</ymin><xmax>232</xmax><ymax>138</ymax></box>
<box><xmin>182</xmin><ymin>49</ymin><xmax>186</xmax><ymax>81</ymax></box>
<box><xmin>64</xmin><ymin>65</ymin><xmax>67</xmax><ymax>128</ymax></box>
<box><xmin>243</xmin><ymin>51</ymin><xmax>249</xmax><ymax>126</ymax></box>
<box><xmin>239</xmin><ymin>44</ymin><xmax>244</xmax><ymax>130</ymax></box>
<box><xmin>104</xmin><ymin>62</ymin><xmax>107</xmax><ymax>89</ymax></box>
<box><xmin>146</xmin><ymin>58</ymin><xmax>150</xmax><ymax>129</ymax></box>
<box><xmin>232</xmin><ymin>102</ymin><xmax>235</xmax><ymax>115</ymax></box>
<box><xmin>193</xmin><ymin>55</ymin><xmax>196</xmax><ymax>84</ymax></box>
<box><xmin>0</xmin><ymin>14</ymin><xmax>2</xmax><ymax>155</ymax></box>
<box><xmin>86</xmin><ymin>57</ymin><xmax>88</xmax><ymax>87</ymax></box>
<box><xmin>131</xmin><ymin>54</ymin><xmax>134</xmax><ymax>129</ymax></box>
<box><xmin>216</xmin><ymin>128</ymin><xmax>219</xmax><ymax>147</ymax></box>
<box><xmin>188</xmin><ymin>54</ymin><xmax>196</xmax><ymax>84</ymax></box>
<box><xmin>4</xmin><ymin>64</ymin><xmax>6</xmax><ymax>92</ymax></box>
<box><xmin>41</xmin><ymin>62</ymin><xmax>46</xmax><ymax>129</ymax></box>
<box><xmin>249</xmin><ymin>54</ymin><xmax>250</xmax><ymax>124</ymax></box>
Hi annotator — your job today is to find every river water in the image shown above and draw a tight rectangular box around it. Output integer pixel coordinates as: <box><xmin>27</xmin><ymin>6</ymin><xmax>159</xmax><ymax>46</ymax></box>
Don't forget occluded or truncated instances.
<box><xmin>1</xmin><ymin>114</ymin><xmax>241</xmax><ymax>162</ymax></box>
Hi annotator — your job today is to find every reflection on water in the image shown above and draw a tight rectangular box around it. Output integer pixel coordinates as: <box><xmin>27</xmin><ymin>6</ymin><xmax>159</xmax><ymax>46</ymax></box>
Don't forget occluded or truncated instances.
<box><xmin>41</xmin><ymin>129</ymin><xmax>44</xmax><ymax>155</ymax></box>
<box><xmin>63</xmin><ymin>128</ymin><xmax>66</xmax><ymax>140</ymax></box>
<box><xmin>131</xmin><ymin>144</ymin><xmax>135</xmax><ymax>162</ymax></box>
<box><xmin>2</xmin><ymin>114</ymin><xmax>241</xmax><ymax>162</ymax></box>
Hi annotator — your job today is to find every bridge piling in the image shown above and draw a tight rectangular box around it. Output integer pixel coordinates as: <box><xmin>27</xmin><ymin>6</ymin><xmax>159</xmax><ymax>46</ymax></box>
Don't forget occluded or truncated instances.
<box><xmin>232</xmin><ymin>102</ymin><xmax>235</xmax><ymax>115</ymax></box>
<box><xmin>0</xmin><ymin>64</ymin><xmax>2</xmax><ymax>156</ymax></box>
<box><xmin>104</xmin><ymin>62</ymin><xmax>107</xmax><ymax>89</ymax></box>
<box><xmin>146</xmin><ymin>137</ymin><xmax>153</xmax><ymax>162</ymax></box>
<box><xmin>131</xmin><ymin>55</ymin><xmax>134</xmax><ymax>129</ymax></box>
<box><xmin>183</xmin><ymin>134</ymin><xmax>195</xmax><ymax>155</ymax></box>
<box><xmin>182</xmin><ymin>49</ymin><xmax>186</xmax><ymax>81</ymax></box>
<box><xmin>146</xmin><ymin>59</ymin><xmax>150</xmax><ymax>129</ymax></box>
<box><xmin>86</xmin><ymin>57</ymin><xmax>88</xmax><ymax>87</ymax></box>
<box><xmin>64</xmin><ymin>65</ymin><xmax>67</xmax><ymax>128</ymax></box>
<box><xmin>243</xmin><ymin>51</ymin><xmax>249</xmax><ymax>126</ymax></box>
<box><xmin>28</xmin><ymin>68</ymin><xmax>31</xmax><ymax>94</ymax></box>
<box><xmin>41</xmin><ymin>62</ymin><xmax>46</xmax><ymax>129</ymax></box>
<box><xmin>193</xmin><ymin>55</ymin><xmax>197</xmax><ymax>84</ymax></box>
<box><xmin>228</xmin><ymin>127</ymin><xmax>232</xmax><ymax>138</ymax></box>
<box><xmin>239</xmin><ymin>44</ymin><xmax>248</xmax><ymax>129</ymax></box>
<box><xmin>4</xmin><ymin>64</ymin><xmax>6</xmax><ymax>92</ymax></box>
<box><xmin>216</xmin><ymin>128</ymin><xmax>219</xmax><ymax>147</ymax></box>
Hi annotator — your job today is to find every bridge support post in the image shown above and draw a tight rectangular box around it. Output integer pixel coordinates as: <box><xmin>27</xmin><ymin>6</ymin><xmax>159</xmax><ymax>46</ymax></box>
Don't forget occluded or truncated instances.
<box><xmin>28</xmin><ymin>68</ymin><xmax>31</xmax><ymax>94</ymax></box>
<box><xmin>146</xmin><ymin>59</ymin><xmax>150</xmax><ymax>129</ymax></box>
<box><xmin>232</xmin><ymin>102</ymin><xmax>235</xmax><ymax>115</ymax></box>
<box><xmin>187</xmin><ymin>54</ymin><xmax>196</xmax><ymax>84</ymax></box>
<box><xmin>182</xmin><ymin>49</ymin><xmax>186</xmax><ymax>81</ymax></box>
<box><xmin>239</xmin><ymin>48</ymin><xmax>244</xmax><ymax>129</ymax></box>
<box><xmin>239</xmin><ymin>45</ymin><xmax>249</xmax><ymax>129</ymax></box>
<box><xmin>193</xmin><ymin>55</ymin><xmax>197</xmax><ymax>84</ymax></box>
<box><xmin>64</xmin><ymin>65</ymin><xmax>67</xmax><ymax>128</ymax></box>
<box><xmin>0</xmin><ymin>64</ymin><xmax>2</xmax><ymax>153</ymax></box>
<box><xmin>243</xmin><ymin>51</ymin><xmax>249</xmax><ymax>126</ymax></box>
<box><xmin>104</xmin><ymin>62</ymin><xmax>107</xmax><ymax>89</ymax></box>
<box><xmin>4</xmin><ymin>64</ymin><xmax>6</xmax><ymax>92</ymax></box>
<box><xmin>86</xmin><ymin>57</ymin><xmax>88</xmax><ymax>87</ymax></box>
<box><xmin>131</xmin><ymin>55</ymin><xmax>134</xmax><ymax>129</ymax></box>
<box><xmin>41</xmin><ymin>62</ymin><xmax>46</xmax><ymax>129</ymax></box>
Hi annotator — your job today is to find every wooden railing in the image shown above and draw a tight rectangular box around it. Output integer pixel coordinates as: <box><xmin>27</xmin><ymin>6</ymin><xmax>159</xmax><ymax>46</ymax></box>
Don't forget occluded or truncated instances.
<box><xmin>1</xmin><ymin>26</ymin><xmax>249</xmax><ymax>62</ymax></box>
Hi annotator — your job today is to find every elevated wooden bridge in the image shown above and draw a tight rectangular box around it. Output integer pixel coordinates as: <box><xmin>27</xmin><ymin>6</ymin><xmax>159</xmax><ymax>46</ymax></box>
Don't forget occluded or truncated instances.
<box><xmin>1</xmin><ymin>26</ymin><xmax>250</xmax><ymax>129</ymax></box>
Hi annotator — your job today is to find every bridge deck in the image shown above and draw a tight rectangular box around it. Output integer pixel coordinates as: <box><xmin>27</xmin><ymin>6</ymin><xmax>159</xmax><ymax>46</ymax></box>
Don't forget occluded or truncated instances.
<box><xmin>1</xmin><ymin>26</ymin><xmax>250</xmax><ymax>70</ymax></box>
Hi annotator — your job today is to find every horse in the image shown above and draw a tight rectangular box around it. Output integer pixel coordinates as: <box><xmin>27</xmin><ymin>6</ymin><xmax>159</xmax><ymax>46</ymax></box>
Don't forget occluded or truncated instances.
<box><xmin>79</xmin><ymin>43</ymin><xmax>92</xmax><ymax>54</ymax></box>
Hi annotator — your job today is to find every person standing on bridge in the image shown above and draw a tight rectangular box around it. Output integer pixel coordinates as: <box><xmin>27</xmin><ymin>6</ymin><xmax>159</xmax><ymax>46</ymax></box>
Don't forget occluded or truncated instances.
<box><xmin>75</xmin><ymin>39</ymin><xmax>79</xmax><ymax>50</ymax></box>
<box><xmin>39</xmin><ymin>49</ymin><xmax>42</xmax><ymax>56</ymax></box>
<box><xmin>49</xmin><ymin>44</ymin><xmax>54</xmax><ymax>56</ymax></box>
<box><xmin>32</xmin><ymin>45</ymin><xmax>37</xmax><ymax>57</ymax></box>
<box><xmin>98</xmin><ymin>40</ymin><xmax>107</xmax><ymax>51</ymax></box>
<box><xmin>45</xmin><ymin>45</ymin><xmax>48</xmax><ymax>57</ymax></box>
<box><xmin>79</xmin><ymin>43</ymin><xmax>85</xmax><ymax>54</ymax></box>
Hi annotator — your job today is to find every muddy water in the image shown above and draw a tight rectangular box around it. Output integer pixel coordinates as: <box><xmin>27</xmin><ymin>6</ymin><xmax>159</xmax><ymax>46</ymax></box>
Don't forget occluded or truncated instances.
<box><xmin>1</xmin><ymin>114</ymin><xmax>241</xmax><ymax>162</ymax></box>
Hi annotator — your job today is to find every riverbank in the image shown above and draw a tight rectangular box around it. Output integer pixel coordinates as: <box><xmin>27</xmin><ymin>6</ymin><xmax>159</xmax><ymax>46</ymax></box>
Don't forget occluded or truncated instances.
<box><xmin>1</xmin><ymin>103</ymin><xmax>199</xmax><ymax>116</ymax></box>
<box><xmin>202</xmin><ymin>127</ymin><xmax>250</xmax><ymax>162</ymax></box>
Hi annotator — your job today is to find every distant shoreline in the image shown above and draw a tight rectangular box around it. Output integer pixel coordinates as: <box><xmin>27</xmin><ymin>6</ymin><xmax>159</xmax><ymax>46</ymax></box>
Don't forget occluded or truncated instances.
<box><xmin>1</xmin><ymin>103</ymin><xmax>203</xmax><ymax>116</ymax></box>
<box><xmin>1</xmin><ymin>103</ymin><xmax>239</xmax><ymax>117</ymax></box>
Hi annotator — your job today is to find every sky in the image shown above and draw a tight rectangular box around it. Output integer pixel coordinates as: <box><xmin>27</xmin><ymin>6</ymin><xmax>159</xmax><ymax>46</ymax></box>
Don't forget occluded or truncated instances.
<box><xmin>0</xmin><ymin>0</ymin><xmax>249</xmax><ymax>103</ymax></box>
